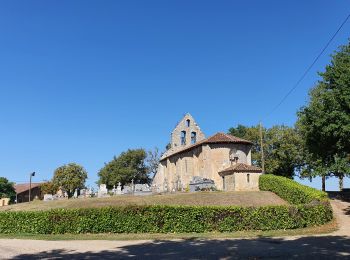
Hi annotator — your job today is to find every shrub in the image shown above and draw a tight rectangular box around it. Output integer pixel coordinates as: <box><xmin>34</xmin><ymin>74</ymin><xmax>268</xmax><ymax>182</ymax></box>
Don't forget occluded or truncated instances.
<box><xmin>0</xmin><ymin>204</ymin><xmax>333</xmax><ymax>234</ymax></box>
<box><xmin>0</xmin><ymin>175</ymin><xmax>333</xmax><ymax>234</ymax></box>
<box><xmin>259</xmin><ymin>174</ymin><xmax>328</xmax><ymax>204</ymax></box>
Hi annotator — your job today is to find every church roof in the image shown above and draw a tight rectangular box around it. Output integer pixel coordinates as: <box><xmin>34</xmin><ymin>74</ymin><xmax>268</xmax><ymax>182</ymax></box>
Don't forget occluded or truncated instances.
<box><xmin>160</xmin><ymin>132</ymin><xmax>253</xmax><ymax>161</ymax></box>
<box><xmin>218</xmin><ymin>163</ymin><xmax>262</xmax><ymax>175</ymax></box>
<box><xmin>205</xmin><ymin>132</ymin><xmax>253</xmax><ymax>144</ymax></box>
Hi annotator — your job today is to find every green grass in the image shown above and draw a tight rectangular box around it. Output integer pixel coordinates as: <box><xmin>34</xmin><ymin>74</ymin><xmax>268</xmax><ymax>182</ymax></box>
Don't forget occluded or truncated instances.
<box><xmin>0</xmin><ymin>191</ymin><xmax>287</xmax><ymax>212</ymax></box>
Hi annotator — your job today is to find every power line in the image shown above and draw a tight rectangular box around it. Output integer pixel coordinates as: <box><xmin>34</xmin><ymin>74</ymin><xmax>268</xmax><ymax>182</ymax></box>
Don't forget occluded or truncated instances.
<box><xmin>264</xmin><ymin>13</ymin><xmax>350</xmax><ymax>119</ymax></box>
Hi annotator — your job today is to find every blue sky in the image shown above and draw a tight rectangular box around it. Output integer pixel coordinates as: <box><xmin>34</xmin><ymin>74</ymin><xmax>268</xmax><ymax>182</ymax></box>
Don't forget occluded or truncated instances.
<box><xmin>0</xmin><ymin>1</ymin><xmax>349</xmax><ymax>190</ymax></box>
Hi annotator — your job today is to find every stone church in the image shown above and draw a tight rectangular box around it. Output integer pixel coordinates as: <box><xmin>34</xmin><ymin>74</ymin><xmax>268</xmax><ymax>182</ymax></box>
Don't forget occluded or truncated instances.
<box><xmin>152</xmin><ymin>114</ymin><xmax>262</xmax><ymax>192</ymax></box>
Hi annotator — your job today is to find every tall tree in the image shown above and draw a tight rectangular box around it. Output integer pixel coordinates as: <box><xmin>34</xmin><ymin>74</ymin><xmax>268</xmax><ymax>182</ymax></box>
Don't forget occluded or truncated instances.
<box><xmin>40</xmin><ymin>181</ymin><xmax>58</xmax><ymax>195</ymax></box>
<box><xmin>228</xmin><ymin>124</ymin><xmax>261</xmax><ymax>165</ymax></box>
<box><xmin>146</xmin><ymin>147</ymin><xmax>161</xmax><ymax>180</ymax></box>
<box><xmin>52</xmin><ymin>163</ymin><xmax>88</xmax><ymax>198</ymax></box>
<box><xmin>228</xmin><ymin>124</ymin><xmax>303</xmax><ymax>178</ymax></box>
<box><xmin>0</xmin><ymin>177</ymin><xmax>16</xmax><ymax>202</ymax></box>
<box><xmin>98</xmin><ymin>149</ymin><xmax>149</xmax><ymax>189</ymax></box>
<box><xmin>265</xmin><ymin>125</ymin><xmax>304</xmax><ymax>178</ymax></box>
<box><xmin>297</xmin><ymin>41</ymin><xmax>350</xmax><ymax>191</ymax></box>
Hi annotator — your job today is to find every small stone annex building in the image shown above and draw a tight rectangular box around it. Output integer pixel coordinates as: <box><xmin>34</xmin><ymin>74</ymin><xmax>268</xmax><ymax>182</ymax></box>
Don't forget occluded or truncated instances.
<box><xmin>152</xmin><ymin>114</ymin><xmax>263</xmax><ymax>192</ymax></box>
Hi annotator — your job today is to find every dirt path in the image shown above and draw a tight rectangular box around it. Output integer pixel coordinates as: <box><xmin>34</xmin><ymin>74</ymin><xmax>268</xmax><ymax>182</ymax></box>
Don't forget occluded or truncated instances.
<box><xmin>0</xmin><ymin>199</ymin><xmax>349</xmax><ymax>259</ymax></box>
<box><xmin>329</xmin><ymin>199</ymin><xmax>350</xmax><ymax>236</ymax></box>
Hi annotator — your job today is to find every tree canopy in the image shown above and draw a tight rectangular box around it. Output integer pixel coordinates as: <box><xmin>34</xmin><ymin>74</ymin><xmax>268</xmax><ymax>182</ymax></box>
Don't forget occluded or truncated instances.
<box><xmin>297</xmin><ymin>40</ymin><xmax>350</xmax><ymax>190</ymax></box>
<box><xmin>0</xmin><ymin>177</ymin><xmax>16</xmax><ymax>202</ymax></box>
<box><xmin>98</xmin><ymin>149</ymin><xmax>149</xmax><ymax>189</ymax></box>
<box><xmin>52</xmin><ymin>163</ymin><xmax>88</xmax><ymax>198</ymax></box>
<box><xmin>228</xmin><ymin>124</ymin><xmax>303</xmax><ymax>178</ymax></box>
<box><xmin>40</xmin><ymin>181</ymin><xmax>58</xmax><ymax>195</ymax></box>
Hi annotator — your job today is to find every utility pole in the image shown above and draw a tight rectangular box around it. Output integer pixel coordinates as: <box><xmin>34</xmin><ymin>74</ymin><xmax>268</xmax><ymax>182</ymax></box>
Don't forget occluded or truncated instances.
<box><xmin>29</xmin><ymin>172</ymin><xmax>35</xmax><ymax>202</ymax></box>
<box><xmin>259</xmin><ymin>122</ymin><xmax>265</xmax><ymax>173</ymax></box>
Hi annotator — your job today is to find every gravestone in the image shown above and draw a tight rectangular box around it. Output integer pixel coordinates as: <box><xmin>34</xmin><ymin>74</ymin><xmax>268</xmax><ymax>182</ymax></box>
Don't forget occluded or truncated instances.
<box><xmin>134</xmin><ymin>184</ymin><xmax>152</xmax><ymax>196</ymax></box>
<box><xmin>98</xmin><ymin>184</ymin><xmax>109</xmax><ymax>198</ymax></box>
<box><xmin>73</xmin><ymin>189</ymin><xmax>78</xmax><ymax>198</ymax></box>
<box><xmin>78</xmin><ymin>189</ymin><xmax>88</xmax><ymax>198</ymax></box>
<box><xmin>122</xmin><ymin>185</ymin><xmax>132</xmax><ymax>194</ymax></box>
<box><xmin>189</xmin><ymin>176</ymin><xmax>216</xmax><ymax>192</ymax></box>
<box><xmin>43</xmin><ymin>194</ymin><xmax>53</xmax><ymax>201</ymax></box>
<box><xmin>116</xmin><ymin>182</ymin><xmax>122</xmax><ymax>195</ymax></box>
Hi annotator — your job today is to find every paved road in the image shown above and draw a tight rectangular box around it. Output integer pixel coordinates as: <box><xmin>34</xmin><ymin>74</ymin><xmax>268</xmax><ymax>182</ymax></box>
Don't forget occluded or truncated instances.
<box><xmin>0</xmin><ymin>199</ymin><xmax>349</xmax><ymax>260</ymax></box>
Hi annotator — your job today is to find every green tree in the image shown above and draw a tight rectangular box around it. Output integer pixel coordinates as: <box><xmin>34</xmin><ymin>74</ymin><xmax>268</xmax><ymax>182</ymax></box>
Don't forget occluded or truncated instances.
<box><xmin>98</xmin><ymin>149</ymin><xmax>149</xmax><ymax>189</ymax></box>
<box><xmin>297</xmin><ymin>41</ymin><xmax>350</xmax><ymax>191</ymax></box>
<box><xmin>52</xmin><ymin>163</ymin><xmax>88</xmax><ymax>198</ymax></box>
<box><xmin>0</xmin><ymin>177</ymin><xmax>16</xmax><ymax>202</ymax></box>
<box><xmin>228</xmin><ymin>124</ymin><xmax>303</xmax><ymax>178</ymax></box>
<box><xmin>40</xmin><ymin>181</ymin><xmax>58</xmax><ymax>195</ymax></box>
<box><xmin>228</xmin><ymin>124</ymin><xmax>261</xmax><ymax>165</ymax></box>
<box><xmin>265</xmin><ymin>125</ymin><xmax>304</xmax><ymax>178</ymax></box>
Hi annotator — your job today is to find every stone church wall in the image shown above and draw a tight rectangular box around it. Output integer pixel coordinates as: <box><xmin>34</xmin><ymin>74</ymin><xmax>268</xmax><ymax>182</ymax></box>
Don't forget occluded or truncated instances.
<box><xmin>170</xmin><ymin>114</ymin><xmax>205</xmax><ymax>151</ymax></box>
<box><xmin>153</xmin><ymin>142</ymin><xmax>251</xmax><ymax>192</ymax></box>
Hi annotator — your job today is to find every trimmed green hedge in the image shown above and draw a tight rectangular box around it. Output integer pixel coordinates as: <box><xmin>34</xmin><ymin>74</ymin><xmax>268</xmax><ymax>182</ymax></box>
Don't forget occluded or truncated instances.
<box><xmin>259</xmin><ymin>174</ymin><xmax>329</xmax><ymax>204</ymax></box>
<box><xmin>0</xmin><ymin>204</ymin><xmax>332</xmax><ymax>234</ymax></box>
<box><xmin>0</xmin><ymin>174</ymin><xmax>333</xmax><ymax>234</ymax></box>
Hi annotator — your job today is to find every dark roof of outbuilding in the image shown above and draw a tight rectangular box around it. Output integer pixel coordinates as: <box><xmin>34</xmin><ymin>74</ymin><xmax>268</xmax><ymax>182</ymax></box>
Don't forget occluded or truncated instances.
<box><xmin>160</xmin><ymin>132</ymin><xmax>252</xmax><ymax>161</ymax></box>
<box><xmin>14</xmin><ymin>183</ymin><xmax>43</xmax><ymax>194</ymax></box>
<box><xmin>218</xmin><ymin>163</ymin><xmax>262</xmax><ymax>175</ymax></box>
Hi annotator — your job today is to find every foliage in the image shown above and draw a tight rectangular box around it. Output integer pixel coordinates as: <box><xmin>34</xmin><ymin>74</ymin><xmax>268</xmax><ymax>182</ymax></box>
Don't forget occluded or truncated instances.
<box><xmin>228</xmin><ymin>125</ymin><xmax>303</xmax><ymax>178</ymax></box>
<box><xmin>98</xmin><ymin>149</ymin><xmax>149</xmax><ymax>189</ymax></box>
<box><xmin>146</xmin><ymin>147</ymin><xmax>161</xmax><ymax>179</ymax></box>
<box><xmin>0</xmin><ymin>177</ymin><xmax>16</xmax><ymax>202</ymax></box>
<box><xmin>40</xmin><ymin>181</ymin><xmax>58</xmax><ymax>195</ymax></box>
<box><xmin>297</xmin><ymin>40</ymin><xmax>350</xmax><ymax>189</ymax></box>
<box><xmin>0</xmin><ymin>176</ymin><xmax>333</xmax><ymax>234</ymax></box>
<box><xmin>52</xmin><ymin>163</ymin><xmax>87</xmax><ymax>198</ymax></box>
<box><xmin>0</xmin><ymin>203</ymin><xmax>332</xmax><ymax>234</ymax></box>
<box><xmin>229</xmin><ymin>124</ymin><xmax>261</xmax><ymax>165</ymax></box>
<box><xmin>259</xmin><ymin>174</ymin><xmax>328</xmax><ymax>205</ymax></box>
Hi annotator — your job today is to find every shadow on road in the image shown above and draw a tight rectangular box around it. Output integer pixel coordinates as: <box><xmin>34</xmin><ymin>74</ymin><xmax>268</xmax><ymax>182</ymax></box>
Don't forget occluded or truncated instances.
<box><xmin>328</xmin><ymin>191</ymin><xmax>350</xmax><ymax>203</ymax></box>
<box><xmin>328</xmin><ymin>191</ymin><xmax>350</xmax><ymax>216</ymax></box>
<box><xmin>343</xmin><ymin>205</ymin><xmax>350</xmax><ymax>216</ymax></box>
<box><xmin>12</xmin><ymin>235</ymin><xmax>350</xmax><ymax>259</ymax></box>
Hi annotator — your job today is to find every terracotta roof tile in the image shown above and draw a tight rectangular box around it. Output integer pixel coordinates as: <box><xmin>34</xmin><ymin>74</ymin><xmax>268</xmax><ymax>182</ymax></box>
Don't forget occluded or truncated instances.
<box><xmin>218</xmin><ymin>163</ymin><xmax>262</xmax><ymax>175</ymax></box>
<box><xmin>205</xmin><ymin>132</ymin><xmax>253</xmax><ymax>144</ymax></box>
<box><xmin>161</xmin><ymin>132</ymin><xmax>252</xmax><ymax>161</ymax></box>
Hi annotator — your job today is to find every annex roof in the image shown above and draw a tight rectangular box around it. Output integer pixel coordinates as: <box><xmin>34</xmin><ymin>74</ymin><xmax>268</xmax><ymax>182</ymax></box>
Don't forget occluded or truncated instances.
<box><xmin>218</xmin><ymin>163</ymin><xmax>262</xmax><ymax>176</ymax></box>
<box><xmin>161</xmin><ymin>132</ymin><xmax>253</xmax><ymax>161</ymax></box>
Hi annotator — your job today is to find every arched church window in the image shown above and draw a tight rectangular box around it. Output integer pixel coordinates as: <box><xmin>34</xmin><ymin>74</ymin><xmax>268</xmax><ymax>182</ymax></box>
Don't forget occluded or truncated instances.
<box><xmin>191</xmin><ymin>132</ymin><xmax>197</xmax><ymax>144</ymax></box>
<box><xmin>186</xmin><ymin>119</ymin><xmax>190</xmax><ymax>127</ymax></box>
<box><xmin>181</xmin><ymin>131</ymin><xmax>186</xmax><ymax>145</ymax></box>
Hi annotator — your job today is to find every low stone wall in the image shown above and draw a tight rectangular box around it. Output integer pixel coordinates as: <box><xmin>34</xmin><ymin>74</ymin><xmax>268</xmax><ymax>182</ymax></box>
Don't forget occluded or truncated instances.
<box><xmin>0</xmin><ymin>198</ymin><xmax>10</xmax><ymax>207</ymax></box>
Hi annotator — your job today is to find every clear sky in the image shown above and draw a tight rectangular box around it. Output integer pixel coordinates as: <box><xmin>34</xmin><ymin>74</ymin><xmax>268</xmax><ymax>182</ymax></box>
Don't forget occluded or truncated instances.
<box><xmin>0</xmin><ymin>1</ymin><xmax>349</xmax><ymax>190</ymax></box>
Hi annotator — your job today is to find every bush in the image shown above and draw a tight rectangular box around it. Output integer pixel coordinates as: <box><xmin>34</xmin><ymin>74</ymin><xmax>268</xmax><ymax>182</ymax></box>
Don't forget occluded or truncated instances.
<box><xmin>258</xmin><ymin>174</ymin><xmax>333</xmax><ymax>230</ymax></box>
<box><xmin>0</xmin><ymin>204</ymin><xmax>332</xmax><ymax>234</ymax></box>
<box><xmin>259</xmin><ymin>174</ymin><xmax>328</xmax><ymax>204</ymax></box>
<box><xmin>0</xmin><ymin>175</ymin><xmax>333</xmax><ymax>234</ymax></box>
